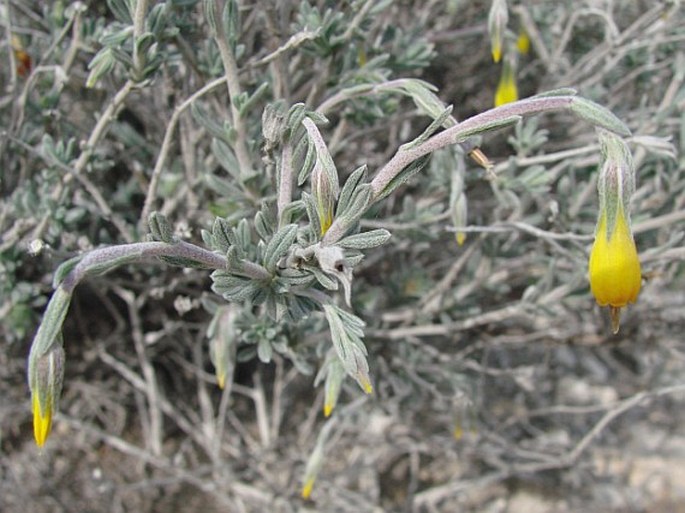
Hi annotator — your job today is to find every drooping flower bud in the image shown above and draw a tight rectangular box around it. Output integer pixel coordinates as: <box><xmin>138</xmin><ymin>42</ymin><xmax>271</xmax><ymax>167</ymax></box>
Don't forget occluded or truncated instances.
<box><xmin>207</xmin><ymin>305</ymin><xmax>238</xmax><ymax>389</ymax></box>
<box><xmin>588</xmin><ymin>130</ymin><xmax>641</xmax><ymax>333</ymax></box>
<box><xmin>488</xmin><ymin>0</ymin><xmax>509</xmax><ymax>63</ymax></box>
<box><xmin>311</xmin><ymin>160</ymin><xmax>339</xmax><ymax>236</ymax></box>
<box><xmin>494</xmin><ymin>57</ymin><xmax>518</xmax><ymax>107</ymax></box>
<box><xmin>516</xmin><ymin>28</ymin><xmax>530</xmax><ymax>54</ymax></box>
<box><xmin>29</xmin><ymin>342</ymin><xmax>65</xmax><ymax>447</ymax></box>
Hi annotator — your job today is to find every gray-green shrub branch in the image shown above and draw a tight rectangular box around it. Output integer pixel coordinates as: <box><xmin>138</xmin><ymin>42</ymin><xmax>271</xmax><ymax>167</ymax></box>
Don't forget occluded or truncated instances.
<box><xmin>208</xmin><ymin>0</ymin><xmax>253</xmax><ymax>179</ymax></box>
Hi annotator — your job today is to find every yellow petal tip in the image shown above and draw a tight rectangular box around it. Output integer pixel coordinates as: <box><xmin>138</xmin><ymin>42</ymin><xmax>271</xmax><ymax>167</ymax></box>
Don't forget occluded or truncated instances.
<box><xmin>32</xmin><ymin>394</ymin><xmax>52</xmax><ymax>448</ymax></box>
<box><xmin>323</xmin><ymin>403</ymin><xmax>333</xmax><ymax>417</ymax></box>
<box><xmin>301</xmin><ymin>478</ymin><xmax>315</xmax><ymax>500</ymax></box>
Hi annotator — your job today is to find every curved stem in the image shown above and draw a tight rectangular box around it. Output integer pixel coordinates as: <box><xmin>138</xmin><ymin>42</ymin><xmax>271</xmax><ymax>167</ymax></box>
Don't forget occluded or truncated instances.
<box><xmin>369</xmin><ymin>96</ymin><xmax>576</xmax><ymax>199</ymax></box>
<box><xmin>60</xmin><ymin>240</ymin><xmax>227</xmax><ymax>293</ymax></box>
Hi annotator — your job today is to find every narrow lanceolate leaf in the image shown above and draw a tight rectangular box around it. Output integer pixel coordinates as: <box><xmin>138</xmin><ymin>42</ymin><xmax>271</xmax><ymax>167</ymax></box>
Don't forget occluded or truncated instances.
<box><xmin>400</xmin><ymin>105</ymin><xmax>454</xmax><ymax>151</ymax></box>
<box><xmin>212</xmin><ymin>217</ymin><xmax>235</xmax><ymax>254</ymax></box>
<box><xmin>148</xmin><ymin>212</ymin><xmax>175</xmax><ymax>243</ymax></box>
<box><xmin>338</xmin><ymin>229</ymin><xmax>391</xmax><ymax>250</ymax></box>
<box><xmin>570</xmin><ymin>97</ymin><xmax>631</xmax><ymax>137</ymax></box>
<box><xmin>212</xmin><ymin>139</ymin><xmax>240</xmax><ymax>179</ymax></box>
<box><xmin>211</xmin><ymin>271</ymin><xmax>262</xmax><ymax>301</ymax></box>
<box><xmin>375</xmin><ymin>154</ymin><xmax>430</xmax><ymax>202</ymax></box>
<box><xmin>302</xmin><ymin>118</ymin><xmax>340</xmax><ymax>198</ymax></box>
<box><xmin>263</xmin><ymin>224</ymin><xmax>298</xmax><ymax>272</ymax></box>
<box><xmin>336</xmin><ymin>165</ymin><xmax>368</xmax><ymax>216</ymax></box>
<box><xmin>455</xmin><ymin>115</ymin><xmax>522</xmax><ymax>142</ymax></box>
<box><xmin>322</xmin><ymin>305</ymin><xmax>372</xmax><ymax>394</ymax></box>
<box><xmin>53</xmin><ymin>256</ymin><xmax>83</xmax><ymax>288</ymax></box>
<box><xmin>29</xmin><ymin>287</ymin><xmax>72</xmax><ymax>357</ymax></box>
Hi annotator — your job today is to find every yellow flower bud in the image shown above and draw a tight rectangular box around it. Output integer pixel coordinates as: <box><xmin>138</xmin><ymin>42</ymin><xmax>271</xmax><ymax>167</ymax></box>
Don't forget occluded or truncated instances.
<box><xmin>29</xmin><ymin>344</ymin><xmax>65</xmax><ymax>447</ymax></box>
<box><xmin>488</xmin><ymin>0</ymin><xmax>508</xmax><ymax>63</ymax></box>
<box><xmin>516</xmin><ymin>29</ymin><xmax>530</xmax><ymax>54</ymax></box>
<box><xmin>588</xmin><ymin>130</ymin><xmax>641</xmax><ymax>333</ymax></box>
<box><xmin>588</xmin><ymin>207</ymin><xmax>641</xmax><ymax>332</ymax></box>
<box><xmin>494</xmin><ymin>60</ymin><xmax>518</xmax><ymax>107</ymax></box>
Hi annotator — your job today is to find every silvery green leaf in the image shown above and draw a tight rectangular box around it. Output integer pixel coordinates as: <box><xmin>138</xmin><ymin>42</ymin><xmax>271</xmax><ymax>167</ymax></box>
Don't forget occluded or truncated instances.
<box><xmin>212</xmin><ymin>139</ymin><xmax>240</xmax><ymax>178</ymax></box>
<box><xmin>302</xmin><ymin>192</ymin><xmax>322</xmax><ymax>237</ymax></box>
<box><xmin>297</xmin><ymin>134</ymin><xmax>316</xmax><ymax>186</ymax></box>
<box><xmin>147</xmin><ymin>2</ymin><xmax>169</xmax><ymax>36</ymax></box>
<box><xmin>454</xmin><ymin>115</ymin><xmax>522</xmax><ymax>142</ymax></box>
<box><xmin>86</xmin><ymin>47</ymin><xmax>115</xmax><ymax>88</ymax></box>
<box><xmin>148</xmin><ymin>212</ymin><xmax>174</xmax><ymax>243</ymax></box>
<box><xmin>53</xmin><ymin>256</ymin><xmax>82</xmax><ymax>288</ymax></box>
<box><xmin>203</xmin><ymin>0</ymin><xmax>218</xmax><ymax>34</ymax></box>
<box><xmin>337</xmin><ymin>183</ymin><xmax>372</xmax><ymax>223</ymax></box>
<box><xmin>303</xmin><ymin>118</ymin><xmax>339</xmax><ymax>197</ymax></box>
<box><xmin>205</xmin><ymin>174</ymin><xmax>242</xmax><ymax>197</ymax></box>
<box><xmin>135</xmin><ymin>32</ymin><xmax>156</xmax><ymax>59</ymax></box>
<box><xmin>201</xmin><ymin>229</ymin><xmax>213</xmax><ymax>248</ymax></box>
<box><xmin>279</xmin><ymin>269</ymin><xmax>316</xmax><ymax>287</ymax></box>
<box><xmin>254</xmin><ymin>211</ymin><xmax>272</xmax><ymax>241</ymax></box>
<box><xmin>239</xmin><ymin>82</ymin><xmax>270</xmax><ymax>117</ymax></box>
<box><xmin>306</xmin><ymin>110</ymin><xmax>329</xmax><ymax>125</ymax></box>
<box><xmin>110</xmin><ymin>46</ymin><xmax>134</xmax><ymax>68</ymax></box>
<box><xmin>212</xmin><ymin>217</ymin><xmax>234</xmax><ymax>254</ymax></box>
<box><xmin>226</xmin><ymin>245</ymin><xmax>243</xmax><ymax>269</ymax></box>
<box><xmin>570</xmin><ymin>97</ymin><xmax>631</xmax><ymax>137</ymax></box>
<box><xmin>375</xmin><ymin>154</ymin><xmax>430</xmax><ymax>201</ymax></box>
<box><xmin>286</xmin><ymin>103</ymin><xmax>307</xmax><ymax>138</ymax></box>
<box><xmin>280</xmin><ymin>200</ymin><xmax>306</xmax><ymax>225</ymax></box>
<box><xmin>257</xmin><ymin>339</ymin><xmax>273</xmax><ymax>363</ymax></box>
<box><xmin>308</xmin><ymin>265</ymin><xmax>338</xmax><ymax>290</ymax></box>
<box><xmin>100</xmin><ymin>25</ymin><xmax>134</xmax><ymax>46</ymax></box>
<box><xmin>338</xmin><ymin>229</ymin><xmax>391</xmax><ymax>250</ymax></box>
<box><xmin>192</xmin><ymin>103</ymin><xmax>230</xmax><ymax>142</ymax></box>
<box><xmin>263</xmin><ymin>224</ymin><xmax>298</xmax><ymax>272</ymax></box>
<box><xmin>222</xmin><ymin>0</ymin><xmax>241</xmax><ymax>47</ymax></box>
<box><xmin>344</xmin><ymin>252</ymin><xmax>365</xmax><ymax>268</ymax></box>
<box><xmin>107</xmin><ymin>0</ymin><xmax>133</xmax><ymax>23</ymax></box>
<box><xmin>211</xmin><ymin>272</ymin><xmax>261</xmax><ymax>301</ymax></box>
<box><xmin>322</xmin><ymin>304</ymin><xmax>371</xmax><ymax>392</ymax></box>
<box><xmin>234</xmin><ymin>219</ymin><xmax>252</xmax><ymax>251</ymax></box>
<box><xmin>400</xmin><ymin>105</ymin><xmax>453</xmax><ymax>151</ymax></box>
<box><xmin>29</xmin><ymin>287</ymin><xmax>72</xmax><ymax>357</ymax></box>
<box><xmin>336</xmin><ymin>165</ymin><xmax>367</xmax><ymax>216</ymax></box>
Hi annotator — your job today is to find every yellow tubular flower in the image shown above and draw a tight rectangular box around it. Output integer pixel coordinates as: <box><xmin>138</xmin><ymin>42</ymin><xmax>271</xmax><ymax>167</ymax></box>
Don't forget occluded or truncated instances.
<box><xmin>588</xmin><ymin>130</ymin><xmax>640</xmax><ymax>333</ymax></box>
<box><xmin>588</xmin><ymin>206</ymin><xmax>641</xmax><ymax>332</ymax></box>
<box><xmin>494</xmin><ymin>61</ymin><xmax>518</xmax><ymax>107</ymax></box>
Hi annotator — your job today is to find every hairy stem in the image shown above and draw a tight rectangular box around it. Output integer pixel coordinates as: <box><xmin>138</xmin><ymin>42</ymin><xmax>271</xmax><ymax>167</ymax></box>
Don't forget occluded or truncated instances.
<box><xmin>60</xmin><ymin>241</ymin><xmax>227</xmax><ymax>293</ymax></box>
<box><xmin>213</xmin><ymin>0</ymin><xmax>253</xmax><ymax>177</ymax></box>
<box><xmin>369</xmin><ymin>96</ymin><xmax>576</xmax><ymax>199</ymax></box>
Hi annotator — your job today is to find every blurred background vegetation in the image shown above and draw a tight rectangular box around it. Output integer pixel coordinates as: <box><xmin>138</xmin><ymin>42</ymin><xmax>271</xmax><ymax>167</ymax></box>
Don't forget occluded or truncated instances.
<box><xmin>1</xmin><ymin>0</ymin><xmax>684</xmax><ymax>511</ymax></box>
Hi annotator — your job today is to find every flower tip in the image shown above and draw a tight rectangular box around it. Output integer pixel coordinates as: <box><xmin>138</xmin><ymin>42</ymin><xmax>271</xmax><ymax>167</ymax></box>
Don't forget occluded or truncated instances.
<box><xmin>492</xmin><ymin>46</ymin><xmax>502</xmax><ymax>63</ymax></box>
<box><xmin>453</xmin><ymin>424</ymin><xmax>463</xmax><ymax>440</ymax></box>
<box><xmin>517</xmin><ymin>32</ymin><xmax>530</xmax><ymax>54</ymax></box>
<box><xmin>216</xmin><ymin>374</ymin><xmax>226</xmax><ymax>390</ymax></box>
<box><xmin>323</xmin><ymin>402</ymin><xmax>333</xmax><ymax>418</ymax></box>
<box><xmin>32</xmin><ymin>395</ymin><xmax>52</xmax><ymax>448</ymax></box>
<box><xmin>301</xmin><ymin>478</ymin><xmax>315</xmax><ymax>500</ymax></box>
<box><xmin>456</xmin><ymin>232</ymin><xmax>466</xmax><ymax>246</ymax></box>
